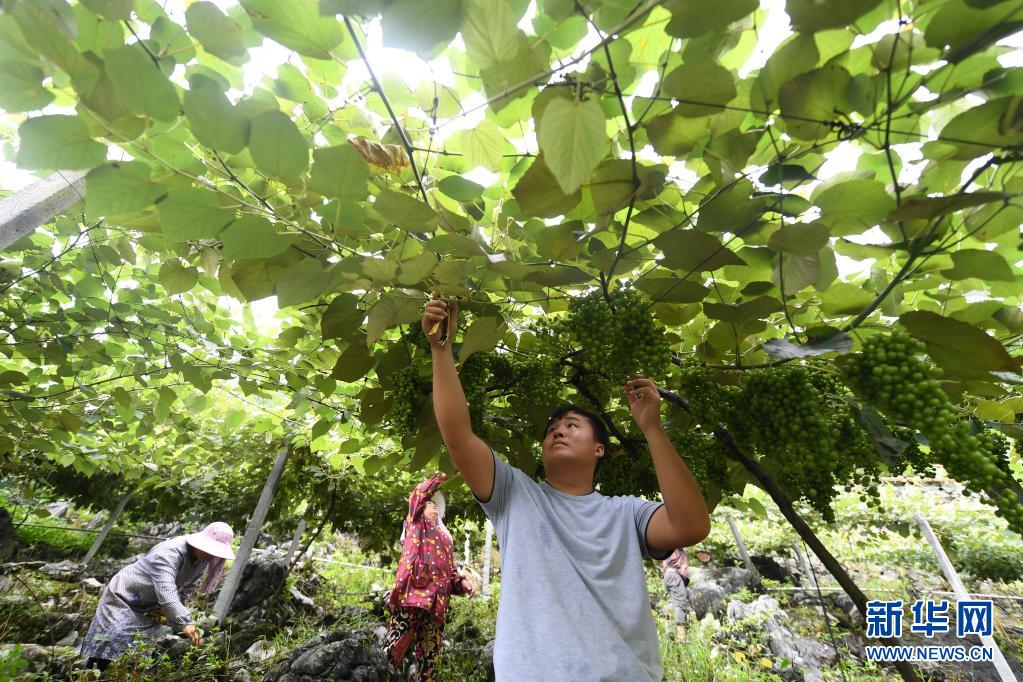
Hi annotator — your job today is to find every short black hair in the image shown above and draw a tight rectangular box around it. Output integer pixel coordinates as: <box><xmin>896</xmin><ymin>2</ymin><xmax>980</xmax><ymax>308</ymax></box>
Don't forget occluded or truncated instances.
<box><xmin>543</xmin><ymin>404</ymin><xmax>611</xmax><ymax>475</ymax></box>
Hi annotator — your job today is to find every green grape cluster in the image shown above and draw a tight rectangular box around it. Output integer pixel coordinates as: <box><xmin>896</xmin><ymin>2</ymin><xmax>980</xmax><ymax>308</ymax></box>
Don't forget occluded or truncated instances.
<box><xmin>400</xmin><ymin>324</ymin><xmax>431</xmax><ymax>354</ymax></box>
<box><xmin>387</xmin><ymin>366</ymin><xmax>431</xmax><ymax>439</ymax></box>
<box><xmin>888</xmin><ymin>425</ymin><xmax>936</xmax><ymax>479</ymax></box>
<box><xmin>565</xmin><ymin>287</ymin><xmax>673</xmax><ymax>384</ymax></box>
<box><xmin>514</xmin><ymin>356</ymin><xmax>562</xmax><ymax>406</ymax></box>
<box><xmin>670</xmin><ymin>428</ymin><xmax>732</xmax><ymax>495</ymax></box>
<box><xmin>598</xmin><ymin>447</ymin><xmax>660</xmax><ymax>497</ymax></box>
<box><xmin>459</xmin><ymin>353</ymin><xmax>493</xmax><ymax>435</ymax></box>
<box><xmin>673</xmin><ymin>363</ymin><xmax>740</xmax><ymax>427</ymax></box>
<box><xmin>839</xmin><ymin>332</ymin><xmax>1023</xmax><ymax>532</ymax></box>
<box><xmin>727</xmin><ymin>367</ymin><xmax>848</xmax><ymax>519</ymax></box>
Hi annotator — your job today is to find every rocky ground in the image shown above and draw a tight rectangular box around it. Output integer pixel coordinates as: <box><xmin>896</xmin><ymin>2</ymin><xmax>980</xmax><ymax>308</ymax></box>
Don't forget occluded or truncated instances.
<box><xmin>1</xmin><ymin>505</ymin><xmax>1021</xmax><ymax>681</ymax></box>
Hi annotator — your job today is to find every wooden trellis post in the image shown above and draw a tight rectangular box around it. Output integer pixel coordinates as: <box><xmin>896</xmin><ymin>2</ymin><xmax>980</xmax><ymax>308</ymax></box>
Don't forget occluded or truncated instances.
<box><xmin>82</xmin><ymin>493</ymin><xmax>132</xmax><ymax>567</ymax></box>
<box><xmin>481</xmin><ymin>518</ymin><xmax>493</xmax><ymax>598</ymax></box>
<box><xmin>286</xmin><ymin>516</ymin><xmax>307</xmax><ymax>567</ymax></box>
<box><xmin>914</xmin><ymin>513</ymin><xmax>1016</xmax><ymax>682</ymax></box>
<box><xmin>213</xmin><ymin>446</ymin><xmax>290</xmax><ymax>622</ymax></box>
<box><xmin>726</xmin><ymin>513</ymin><xmax>755</xmax><ymax>573</ymax></box>
<box><xmin>0</xmin><ymin>171</ymin><xmax>87</xmax><ymax>251</ymax></box>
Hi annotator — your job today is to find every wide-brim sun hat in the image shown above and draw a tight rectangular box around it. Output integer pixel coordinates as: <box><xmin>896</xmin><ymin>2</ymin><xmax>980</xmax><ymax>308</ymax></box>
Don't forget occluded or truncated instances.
<box><xmin>185</xmin><ymin>521</ymin><xmax>236</xmax><ymax>560</ymax></box>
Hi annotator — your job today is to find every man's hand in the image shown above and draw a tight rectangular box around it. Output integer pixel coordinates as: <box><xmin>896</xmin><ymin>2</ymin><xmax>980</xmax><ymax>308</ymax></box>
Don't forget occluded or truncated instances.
<box><xmin>182</xmin><ymin>623</ymin><xmax>202</xmax><ymax>646</ymax></box>
<box><xmin>422</xmin><ymin>296</ymin><xmax>457</xmax><ymax>348</ymax></box>
<box><xmin>626</xmin><ymin>375</ymin><xmax>663</xmax><ymax>433</ymax></box>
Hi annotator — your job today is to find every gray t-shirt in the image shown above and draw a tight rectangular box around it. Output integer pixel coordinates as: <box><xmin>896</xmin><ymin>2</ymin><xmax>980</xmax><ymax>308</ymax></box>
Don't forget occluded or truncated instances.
<box><xmin>475</xmin><ymin>450</ymin><xmax>668</xmax><ymax>681</ymax></box>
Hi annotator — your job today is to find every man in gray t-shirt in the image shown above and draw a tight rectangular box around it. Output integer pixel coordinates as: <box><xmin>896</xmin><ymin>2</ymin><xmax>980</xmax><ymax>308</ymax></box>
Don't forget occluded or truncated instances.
<box><xmin>478</xmin><ymin>447</ymin><xmax>667</xmax><ymax>680</ymax></box>
<box><xmin>423</xmin><ymin>298</ymin><xmax>712</xmax><ymax>681</ymax></box>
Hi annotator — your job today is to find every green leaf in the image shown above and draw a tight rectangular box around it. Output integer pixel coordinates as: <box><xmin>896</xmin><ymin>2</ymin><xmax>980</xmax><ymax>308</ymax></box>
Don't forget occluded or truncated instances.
<box><xmin>104</xmin><ymin>44</ymin><xmax>180</xmax><ymax>121</ymax></box>
<box><xmin>374</xmin><ymin>189</ymin><xmax>437</xmax><ymax>231</ymax></box>
<box><xmin>185</xmin><ymin>2</ymin><xmax>247</xmax><ymax>61</ymax></box>
<box><xmin>239</xmin><ymin>0</ymin><xmax>344</xmax><ymax>58</ymax></box>
<box><xmin>538</xmin><ymin>97</ymin><xmax>608</xmax><ymax>195</ymax></box>
<box><xmin>814</xmin><ymin>179</ymin><xmax>895</xmax><ymax>235</ymax></box>
<box><xmin>785</xmin><ymin>0</ymin><xmax>882</xmax><ymax>32</ymax></box>
<box><xmin>366</xmin><ymin>293</ymin><xmax>421</xmax><ymax>346</ymax></box>
<box><xmin>704</xmin><ymin>296</ymin><xmax>783</xmax><ymax>324</ymax></box>
<box><xmin>759</xmin><ymin>164</ymin><xmax>816</xmax><ymax>186</ymax></box>
<box><xmin>81</xmin><ymin>0</ymin><xmax>133</xmax><ymax>21</ymax></box>
<box><xmin>511</xmin><ymin>156</ymin><xmax>582</xmax><ymax>217</ymax></box>
<box><xmin>768</xmin><ymin>222</ymin><xmax>830</xmax><ymax>256</ymax></box>
<box><xmin>900</xmin><ymin>310</ymin><xmax>1019</xmax><ymax>378</ymax></box>
<box><xmin>439</xmin><ymin>176</ymin><xmax>485</xmax><ymax>202</ymax></box>
<box><xmin>778</xmin><ymin>65</ymin><xmax>851</xmax><ymax>140</ymax></box>
<box><xmin>887</xmin><ymin>192</ymin><xmax>1004</xmax><ymax>221</ymax></box>
<box><xmin>159</xmin><ymin>259</ymin><xmax>199</xmax><ymax>295</ymax></box>
<box><xmin>0</xmin><ymin>61</ymin><xmax>54</xmax><ymax>112</ymax></box>
<box><xmin>11</xmin><ymin>3</ymin><xmax>89</xmax><ymax>78</ymax></box>
<box><xmin>941</xmin><ymin>249</ymin><xmax>1016</xmax><ymax>282</ymax></box>
<box><xmin>397</xmin><ymin>252</ymin><xmax>440</xmax><ymax>285</ymax></box>
<box><xmin>249</xmin><ymin>110</ymin><xmax>309</xmax><ymax>178</ymax></box>
<box><xmin>458</xmin><ymin>316</ymin><xmax>507</xmax><ymax>361</ymax></box>
<box><xmin>654</xmin><ymin>230</ymin><xmax>746</xmax><ymax>272</ymax></box>
<box><xmin>158</xmin><ymin>188</ymin><xmax>236</xmax><ymax>242</ymax></box>
<box><xmin>773</xmin><ymin>251</ymin><xmax>819</xmax><ymax>295</ymax></box>
<box><xmin>663</xmin><ymin>61</ymin><xmax>738</xmax><ymax>117</ymax></box>
<box><xmin>332</xmin><ymin>341</ymin><xmax>374</xmax><ymax>382</ymax></box>
<box><xmin>939</xmin><ymin>97</ymin><xmax>1023</xmax><ymax>160</ymax></box>
<box><xmin>220</xmin><ymin>216</ymin><xmax>296</xmax><ymax>260</ymax></box>
<box><xmin>184</xmin><ymin>76</ymin><xmax>250</xmax><ymax>154</ymax></box>
<box><xmin>535</xmin><ymin>221</ymin><xmax>582</xmax><ymax>261</ymax></box>
<box><xmin>763</xmin><ymin>332</ymin><xmax>853</xmax><ymax>359</ymax></box>
<box><xmin>696</xmin><ymin>179</ymin><xmax>764</xmax><ymax>233</ymax></box>
<box><xmin>310</xmin><ymin>144</ymin><xmax>370</xmax><ymax>202</ymax></box>
<box><xmin>634</xmin><ymin>277</ymin><xmax>709</xmax><ymax>303</ymax></box>
<box><xmin>819</xmin><ymin>282</ymin><xmax>874</xmax><ymax>315</ymax></box>
<box><xmin>16</xmin><ymin>115</ymin><xmax>106</xmax><ymax>170</ymax></box>
<box><xmin>381</xmin><ymin>0</ymin><xmax>463</xmax><ymax>56</ymax></box>
<box><xmin>276</xmin><ymin>258</ymin><xmax>329</xmax><ymax>307</ymax></box>
<box><xmin>321</xmin><ymin>293</ymin><xmax>364</xmax><ymax>340</ymax></box>
<box><xmin>665</xmin><ymin>0</ymin><xmax>757</xmax><ymax>37</ymax></box>
<box><xmin>645</xmin><ymin>110</ymin><xmax>710</xmax><ymax>156</ymax></box>
<box><xmin>459</xmin><ymin>119</ymin><xmax>507</xmax><ymax>171</ymax></box>
<box><xmin>86</xmin><ymin>162</ymin><xmax>168</xmax><ymax>217</ymax></box>
<box><xmin>924</xmin><ymin>0</ymin><xmax>1023</xmax><ymax>63</ymax></box>
<box><xmin>462</xmin><ymin>0</ymin><xmax>523</xmax><ymax>69</ymax></box>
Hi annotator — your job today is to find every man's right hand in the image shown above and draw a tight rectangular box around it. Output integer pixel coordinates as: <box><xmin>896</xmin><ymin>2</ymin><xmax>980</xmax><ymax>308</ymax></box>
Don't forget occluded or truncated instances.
<box><xmin>422</xmin><ymin>297</ymin><xmax>457</xmax><ymax>349</ymax></box>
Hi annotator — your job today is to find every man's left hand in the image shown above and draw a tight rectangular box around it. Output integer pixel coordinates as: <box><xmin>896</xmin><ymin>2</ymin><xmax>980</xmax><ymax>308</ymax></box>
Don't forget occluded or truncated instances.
<box><xmin>626</xmin><ymin>376</ymin><xmax>662</xmax><ymax>432</ymax></box>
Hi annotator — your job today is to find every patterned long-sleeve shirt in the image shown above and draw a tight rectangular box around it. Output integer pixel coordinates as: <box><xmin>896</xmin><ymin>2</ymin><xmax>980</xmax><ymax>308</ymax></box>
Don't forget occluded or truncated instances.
<box><xmin>388</xmin><ymin>475</ymin><xmax>468</xmax><ymax>623</ymax></box>
<box><xmin>107</xmin><ymin>536</ymin><xmax>208</xmax><ymax>628</ymax></box>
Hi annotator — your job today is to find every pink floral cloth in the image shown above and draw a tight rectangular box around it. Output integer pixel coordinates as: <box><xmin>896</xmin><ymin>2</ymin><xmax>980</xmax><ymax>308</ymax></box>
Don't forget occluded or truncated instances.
<box><xmin>388</xmin><ymin>475</ymin><xmax>468</xmax><ymax>624</ymax></box>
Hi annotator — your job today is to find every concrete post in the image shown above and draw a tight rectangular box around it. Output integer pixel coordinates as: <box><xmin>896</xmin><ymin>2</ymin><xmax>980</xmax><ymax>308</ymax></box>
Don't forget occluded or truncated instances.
<box><xmin>213</xmin><ymin>446</ymin><xmax>290</xmax><ymax>622</ymax></box>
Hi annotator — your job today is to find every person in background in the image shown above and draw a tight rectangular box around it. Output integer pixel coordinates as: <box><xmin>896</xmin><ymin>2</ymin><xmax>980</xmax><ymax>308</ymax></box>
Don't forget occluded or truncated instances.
<box><xmin>79</xmin><ymin>521</ymin><xmax>235</xmax><ymax>673</ymax></box>
<box><xmin>386</xmin><ymin>474</ymin><xmax>476</xmax><ymax>681</ymax></box>
<box><xmin>662</xmin><ymin>547</ymin><xmax>692</xmax><ymax>640</ymax></box>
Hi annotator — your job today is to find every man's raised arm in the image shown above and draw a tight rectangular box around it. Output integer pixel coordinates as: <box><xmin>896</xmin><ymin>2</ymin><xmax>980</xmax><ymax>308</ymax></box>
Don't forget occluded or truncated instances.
<box><xmin>423</xmin><ymin>298</ymin><xmax>496</xmax><ymax>502</ymax></box>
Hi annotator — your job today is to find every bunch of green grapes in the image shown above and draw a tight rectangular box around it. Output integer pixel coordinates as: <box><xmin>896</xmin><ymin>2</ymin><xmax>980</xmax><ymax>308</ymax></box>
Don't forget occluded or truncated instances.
<box><xmin>839</xmin><ymin>332</ymin><xmax>1023</xmax><ymax>532</ymax></box>
<box><xmin>888</xmin><ymin>425</ymin><xmax>936</xmax><ymax>479</ymax></box>
<box><xmin>564</xmin><ymin>287</ymin><xmax>673</xmax><ymax>384</ymax></box>
<box><xmin>515</xmin><ymin>356</ymin><xmax>562</xmax><ymax>406</ymax></box>
<box><xmin>387</xmin><ymin>366</ymin><xmax>431</xmax><ymax>439</ymax></box>
<box><xmin>673</xmin><ymin>363</ymin><xmax>740</xmax><ymax>427</ymax></box>
<box><xmin>460</xmin><ymin>353</ymin><xmax>493</xmax><ymax>435</ymax></box>
<box><xmin>598</xmin><ymin>447</ymin><xmax>660</xmax><ymax>497</ymax></box>
<box><xmin>727</xmin><ymin>367</ymin><xmax>850</xmax><ymax>520</ymax></box>
<box><xmin>400</xmin><ymin>324</ymin><xmax>432</xmax><ymax>354</ymax></box>
<box><xmin>671</xmin><ymin>428</ymin><xmax>732</xmax><ymax>495</ymax></box>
